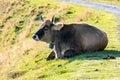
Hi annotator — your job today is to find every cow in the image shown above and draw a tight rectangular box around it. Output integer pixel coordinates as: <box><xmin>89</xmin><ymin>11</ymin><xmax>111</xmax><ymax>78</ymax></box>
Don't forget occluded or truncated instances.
<box><xmin>32</xmin><ymin>17</ymin><xmax>108</xmax><ymax>60</ymax></box>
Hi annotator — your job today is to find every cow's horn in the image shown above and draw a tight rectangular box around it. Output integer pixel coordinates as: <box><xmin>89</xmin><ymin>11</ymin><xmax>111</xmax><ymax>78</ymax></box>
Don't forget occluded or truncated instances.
<box><xmin>52</xmin><ymin>16</ymin><xmax>55</xmax><ymax>23</ymax></box>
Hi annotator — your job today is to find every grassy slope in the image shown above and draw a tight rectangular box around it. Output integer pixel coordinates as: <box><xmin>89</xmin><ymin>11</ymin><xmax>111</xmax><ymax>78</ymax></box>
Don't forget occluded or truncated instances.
<box><xmin>0</xmin><ymin>0</ymin><xmax>120</xmax><ymax>80</ymax></box>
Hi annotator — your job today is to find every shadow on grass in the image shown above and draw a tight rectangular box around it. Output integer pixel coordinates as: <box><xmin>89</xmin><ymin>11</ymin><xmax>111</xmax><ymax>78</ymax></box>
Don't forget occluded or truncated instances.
<box><xmin>68</xmin><ymin>50</ymin><xmax>120</xmax><ymax>62</ymax></box>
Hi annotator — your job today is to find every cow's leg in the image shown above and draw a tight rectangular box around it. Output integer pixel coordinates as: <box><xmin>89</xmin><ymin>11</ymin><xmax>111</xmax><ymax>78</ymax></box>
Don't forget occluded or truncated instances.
<box><xmin>54</xmin><ymin>42</ymin><xmax>63</xmax><ymax>59</ymax></box>
<box><xmin>63</xmin><ymin>49</ymin><xmax>77</xmax><ymax>58</ymax></box>
<box><xmin>46</xmin><ymin>50</ymin><xmax>55</xmax><ymax>60</ymax></box>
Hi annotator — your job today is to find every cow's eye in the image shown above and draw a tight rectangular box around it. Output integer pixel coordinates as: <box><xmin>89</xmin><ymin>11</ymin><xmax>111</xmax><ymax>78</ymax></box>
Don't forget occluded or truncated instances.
<box><xmin>43</xmin><ymin>25</ymin><xmax>49</xmax><ymax>31</ymax></box>
<box><xmin>44</xmin><ymin>27</ymin><xmax>48</xmax><ymax>30</ymax></box>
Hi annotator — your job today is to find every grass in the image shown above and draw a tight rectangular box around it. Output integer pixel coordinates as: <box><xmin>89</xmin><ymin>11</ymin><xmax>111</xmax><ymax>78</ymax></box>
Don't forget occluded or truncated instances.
<box><xmin>90</xmin><ymin>0</ymin><xmax>120</xmax><ymax>5</ymax></box>
<box><xmin>0</xmin><ymin>0</ymin><xmax>120</xmax><ymax>80</ymax></box>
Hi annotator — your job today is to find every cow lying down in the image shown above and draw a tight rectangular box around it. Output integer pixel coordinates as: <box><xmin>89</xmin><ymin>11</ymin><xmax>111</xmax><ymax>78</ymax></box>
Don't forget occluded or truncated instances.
<box><xmin>32</xmin><ymin>18</ymin><xmax>108</xmax><ymax>60</ymax></box>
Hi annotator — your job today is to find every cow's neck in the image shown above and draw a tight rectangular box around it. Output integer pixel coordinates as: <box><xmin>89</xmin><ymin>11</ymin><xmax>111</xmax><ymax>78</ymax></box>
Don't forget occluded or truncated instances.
<box><xmin>52</xmin><ymin>30</ymin><xmax>60</xmax><ymax>41</ymax></box>
<box><xmin>48</xmin><ymin>30</ymin><xmax>60</xmax><ymax>49</ymax></box>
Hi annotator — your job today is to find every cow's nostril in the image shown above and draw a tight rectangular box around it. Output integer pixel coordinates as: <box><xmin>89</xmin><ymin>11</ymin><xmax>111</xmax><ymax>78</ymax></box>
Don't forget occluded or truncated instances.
<box><xmin>32</xmin><ymin>34</ymin><xmax>39</xmax><ymax>41</ymax></box>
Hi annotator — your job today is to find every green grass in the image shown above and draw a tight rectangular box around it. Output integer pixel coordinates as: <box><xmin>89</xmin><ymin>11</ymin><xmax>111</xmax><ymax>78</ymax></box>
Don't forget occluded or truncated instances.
<box><xmin>0</xmin><ymin>0</ymin><xmax>120</xmax><ymax>80</ymax></box>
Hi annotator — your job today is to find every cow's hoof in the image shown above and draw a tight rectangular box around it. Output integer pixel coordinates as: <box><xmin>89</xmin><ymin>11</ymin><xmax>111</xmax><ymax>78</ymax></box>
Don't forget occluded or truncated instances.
<box><xmin>46</xmin><ymin>51</ymin><xmax>55</xmax><ymax>61</ymax></box>
<box><xmin>64</xmin><ymin>50</ymin><xmax>77</xmax><ymax>58</ymax></box>
<box><xmin>46</xmin><ymin>57</ymin><xmax>55</xmax><ymax>61</ymax></box>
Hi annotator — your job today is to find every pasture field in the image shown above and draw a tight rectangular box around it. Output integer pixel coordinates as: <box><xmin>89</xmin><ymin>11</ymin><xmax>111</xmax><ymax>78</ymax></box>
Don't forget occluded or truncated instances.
<box><xmin>0</xmin><ymin>0</ymin><xmax>120</xmax><ymax>80</ymax></box>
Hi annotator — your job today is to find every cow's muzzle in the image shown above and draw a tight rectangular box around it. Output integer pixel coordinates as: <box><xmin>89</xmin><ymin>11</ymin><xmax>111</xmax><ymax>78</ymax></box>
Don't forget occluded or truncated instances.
<box><xmin>32</xmin><ymin>34</ymin><xmax>40</xmax><ymax>41</ymax></box>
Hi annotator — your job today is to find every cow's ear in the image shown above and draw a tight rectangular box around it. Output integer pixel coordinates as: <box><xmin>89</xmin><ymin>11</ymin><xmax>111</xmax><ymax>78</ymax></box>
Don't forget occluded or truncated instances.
<box><xmin>54</xmin><ymin>22</ymin><xmax>63</xmax><ymax>30</ymax></box>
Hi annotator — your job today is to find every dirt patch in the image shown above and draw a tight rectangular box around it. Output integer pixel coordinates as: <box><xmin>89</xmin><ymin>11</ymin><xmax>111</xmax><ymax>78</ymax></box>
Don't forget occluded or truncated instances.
<box><xmin>8</xmin><ymin>71</ymin><xmax>26</xmax><ymax>79</ymax></box>
<box><xmin>103</xmin><ymin>55</ymin><xmax>116</xmax><ymax>60</ymax></box>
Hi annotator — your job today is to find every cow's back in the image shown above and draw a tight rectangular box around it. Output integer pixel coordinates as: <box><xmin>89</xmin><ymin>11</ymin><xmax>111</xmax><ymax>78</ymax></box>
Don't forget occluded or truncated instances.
<box><xmin>75</xmin><ymin>23</ymin><xmax>108</xmax><ymax>52</ymax></box>
<box><xmin>59</xmin><ymin>23</ymin><xmax>108</xmax><ymax>53</ymax></box>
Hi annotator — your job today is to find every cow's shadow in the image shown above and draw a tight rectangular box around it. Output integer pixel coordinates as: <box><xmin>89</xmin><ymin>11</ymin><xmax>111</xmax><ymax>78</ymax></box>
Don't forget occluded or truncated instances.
<box><xmin>67</xmin><ymin>50</ymin><xmax>120</xmax><ymax>63</ymax></box>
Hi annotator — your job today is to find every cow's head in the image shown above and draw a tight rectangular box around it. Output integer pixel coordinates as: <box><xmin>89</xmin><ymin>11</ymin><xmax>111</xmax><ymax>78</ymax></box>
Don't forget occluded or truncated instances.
<box><xmin>32</xmin><ymin>16</ymin><xmax>63</xmax><ymax>43</ymax></box>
